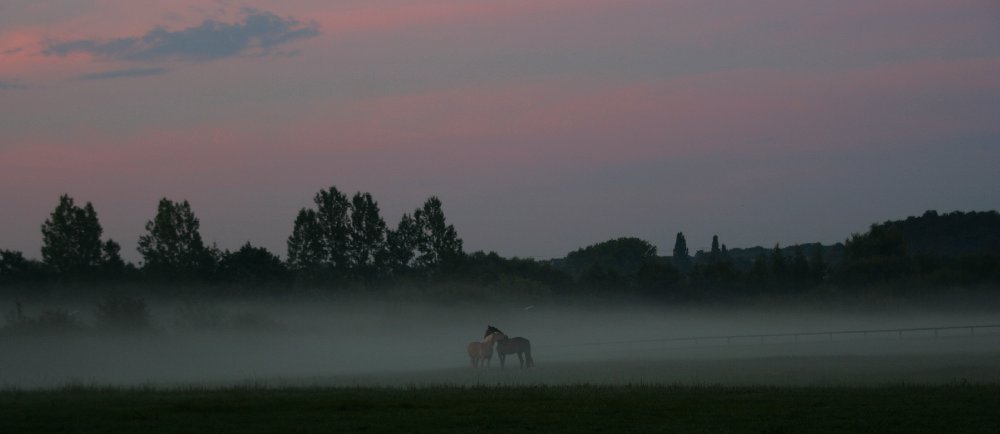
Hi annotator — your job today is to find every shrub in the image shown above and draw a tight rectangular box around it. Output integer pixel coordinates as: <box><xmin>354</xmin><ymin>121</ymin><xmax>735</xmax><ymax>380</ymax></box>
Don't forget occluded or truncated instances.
<box><xmin>173</xmin><ymin>302</ymin><xmax>225</xmax><ymax>330</ymax></box>
<box><xmin>3</xmin><ymin>302</ymin><xmax>84</xmax><ymax>334</ymax></box>
<box><xmin>95</xmin><ymin>294</ymin><xmax>151</xmax><ymax>331</ymax></box>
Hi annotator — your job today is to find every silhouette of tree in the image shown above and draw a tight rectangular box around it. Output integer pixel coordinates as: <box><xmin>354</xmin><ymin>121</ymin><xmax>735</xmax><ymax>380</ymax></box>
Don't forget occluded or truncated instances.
<box><xmin>288</xmin><ymin>187</ymin><xmax>397</xmax><ymax>282</ymax></box>
<box><xmin>348</xmin><ymin>192</ymin><xmax>388</xmax><ymax>279</ymax></box>
<box><xmin>749</xmin><ymin>253</ymin><xmax>769</xmax><ymax>286</ymax></box>
<box><xmin>286</xmin><ymin>186</ymin><xmax>355</xmax><ymax>283</ymax></box>
<box><xmin>880</xmin><ymin>210</ymin><xmax>1000</xmax><ymax>258</ymax></box>
<box><xmin>770</xmin><ymin>243</ymin><xmax>787</xmax><ymax>281</ymax></box>
<box><xmin>563</xmin><ymin>237</ymin><xmax>658</xmax><ymax>278</ymax></box>
<box><xmin>314</xmin><ymin>187</ymin><xmax>352</xmax><ymax>272</ymax></box>
<box><xmin>791</xmin><ymin>245</ymin><xmax>810</xmax><ymax>283</ymax></box>
<box><xmin>413</xmin><ymin>196</ymin><xmax>464</xmax><ymax>271</ymax></box>
<box><xmin>386</xmin><ymin>212</ymin><xmax>420</xmax><ymax>275</ymax></box>
<box><xmin>287</xmin><ymin>208</ymin><xmax>324</xmax><ymax>272</ymax></box>
<box><xmin>452</xmin><ymin>251</ymin><xmax>572</xmax><ymax>295</ymax></box>
<box><xmin>845</xmin><ymin>225</ymin><xmax>906</xmax><ymax>260</ymax></box>
<box><xmin>220</xmin><ymin>242</ymin><xmax>289</xmax><ymax>285</ymax></box>
<box><xmin>721</xmin><ymin>244</ymin><xmax>731</xmax><ymax>262</ymax></box>
<box><xmin>837</xmin><ymin>225</ymin><xmax>910</xmax><ymax>282</ymax></box>
<box><xmin>672</xmin><ymin>232</ymin><xmax>691</xmax><ymax>271</ymax></box>
<box><xmin>100</xmin><ymin>240</ymin><xmax>126</xmax><ymax>278</ymax></box>
<box><xmin>810</xmin><ymin>244</ymin><xmax>827</xmax><ymax>282</ymax></box>
<box><xmin>137</xmin><ymin>198</ymin><xmax>215</xmax><ymax>278</ymax></box>
<box><xmin>710</xmin><ymin>235</ymin><xmax>721</xmax><ymax>262</ymax></box>
<box><xmin>0</xmin><ymin>250</ymin><xmax>46</xmax><ymax>285</ymax></box>
<box><xmin>40</xmin><ymin>194</ymin><xmax>119</xmax><ymax>279</ymax></box>
<box><xmin>695</xmin><ymin>235</ymin><xmax>736</xmax><ymax>288</ymax></box>
<box><xmin>580</xmin><ymin>263</ymin><xmax>623</xmax><ymax>291</ymax></box>
<box><xmin>636</xmin><ymin>261</ymin><xmax>682</xmax><ymax>296</ymax></box>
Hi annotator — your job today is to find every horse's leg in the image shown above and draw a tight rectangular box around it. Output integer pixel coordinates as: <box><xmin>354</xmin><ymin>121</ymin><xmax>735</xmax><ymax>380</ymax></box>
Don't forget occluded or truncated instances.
<box><xmin>499</xmin><ymin>353</ymin><xmax>506</xmax><ymax>370</ymax></box>
<box><xmin>517</xmin><ymin>352</ymin><xmax>525</xmax><ymax>369</ymax></box>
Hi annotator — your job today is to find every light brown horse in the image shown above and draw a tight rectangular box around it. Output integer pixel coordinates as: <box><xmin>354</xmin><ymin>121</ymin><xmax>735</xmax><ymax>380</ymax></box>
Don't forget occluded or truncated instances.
<box><xmin>467</xmin><ymin>330</ymin><xmax>502</xmax><ymax>368</ymax></box>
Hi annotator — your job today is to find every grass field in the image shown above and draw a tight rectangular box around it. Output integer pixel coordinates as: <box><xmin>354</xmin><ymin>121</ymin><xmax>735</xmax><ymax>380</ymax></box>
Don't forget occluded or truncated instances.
<box><xmin>2</xmin><ymin>384</ymin><xmax>999</xmax><ymax>433</ymax></box>
<box><xmin>4</xmin><ymin>343</ymin><xmax>1000</xmax><ymax>433</ymax></box>
<box><xmin>4</xmin><ymin>301</ymin><xmax>999</xmax><ymax>432</ymax></box>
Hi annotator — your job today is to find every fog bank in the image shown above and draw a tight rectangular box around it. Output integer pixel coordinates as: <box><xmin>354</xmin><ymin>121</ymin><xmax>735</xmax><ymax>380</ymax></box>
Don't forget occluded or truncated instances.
<box><xmin>2</xmin><ymin>296</ymin><xmax>999</xmax><ymax>388</ymax></box>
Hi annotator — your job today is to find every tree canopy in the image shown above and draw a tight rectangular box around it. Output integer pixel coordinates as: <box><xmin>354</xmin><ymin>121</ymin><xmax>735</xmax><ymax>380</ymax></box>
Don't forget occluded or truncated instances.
<box><xmin>40</xmin><ymin>194</ymin><xmax>122</xmax><ymax>279</ymax></box>
<box><xmin>137</xmin><ymin>198</ymin><xmax>214</xmax><ymax>278</ymax></box>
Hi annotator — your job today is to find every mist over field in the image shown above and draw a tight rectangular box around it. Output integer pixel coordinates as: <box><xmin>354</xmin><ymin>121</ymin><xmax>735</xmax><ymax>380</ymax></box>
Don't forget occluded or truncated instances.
<box><xmin>3</xmin><ymin>293</ymin><xmax>999</xmax><ymax>389</ymax></box>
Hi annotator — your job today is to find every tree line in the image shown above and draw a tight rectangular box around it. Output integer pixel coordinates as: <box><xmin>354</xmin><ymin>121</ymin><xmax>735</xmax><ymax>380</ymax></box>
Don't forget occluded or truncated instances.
<box><xmin>553</xmin><ymin>210</ymin><xmax>999</xmax><ymax>299</ymax></box>
<box><xmin>0</xmin><ymin>188</ymin><xmax>462</xmax><ymax>288</ymax></box>
<box><xmin>1</xmin><ymin>192</ymin><xmax>998</xmax><ymax>299</ymax></box>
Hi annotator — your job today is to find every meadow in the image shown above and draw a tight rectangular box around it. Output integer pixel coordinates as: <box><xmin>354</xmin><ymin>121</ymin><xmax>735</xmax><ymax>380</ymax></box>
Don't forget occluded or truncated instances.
<box><xmin>4</xmin><ymin>350</ymin><xmax>1000</xmax><ymax>433</ymax></box>
<box><xmin>2</xmin><ymin>383</ymin><xmax>999</xmax><ymax>433</ymax></box>
<box><xmin>4</xmin><ymin>296</ymin><xmax>1000</xmax><ymax>432</ymax></box>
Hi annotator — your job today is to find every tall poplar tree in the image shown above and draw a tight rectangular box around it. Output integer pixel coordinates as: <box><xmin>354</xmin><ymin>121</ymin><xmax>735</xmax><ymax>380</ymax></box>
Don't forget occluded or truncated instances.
<box><xmin>672</xmin><ymin>232</ymin><xmax>691</xmax><ymax>271</ymax></box>
<box><xmin>710</xmin><ymin>235</ymin><xmax>721</xmax><ymax>263</ymax></box>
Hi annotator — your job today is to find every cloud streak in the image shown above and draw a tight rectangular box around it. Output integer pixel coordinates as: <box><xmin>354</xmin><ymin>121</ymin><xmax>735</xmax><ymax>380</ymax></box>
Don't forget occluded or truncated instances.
<box><xmin>43</xmin><ymin>9</ymin><xmax>319</xmax><ymax>62</ymax></box>
<box><xmin>77</xmin><ymin>67</ymin><xmax>169</xmax><ymax>80</ymax></box>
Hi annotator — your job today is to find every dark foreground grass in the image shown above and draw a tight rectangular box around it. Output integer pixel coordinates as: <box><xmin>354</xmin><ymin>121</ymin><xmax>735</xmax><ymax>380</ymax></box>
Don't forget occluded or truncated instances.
<box><xmin>2</xmin><ymin>384</ymin><xmax>999</xmax><ymax>433</ymax></box>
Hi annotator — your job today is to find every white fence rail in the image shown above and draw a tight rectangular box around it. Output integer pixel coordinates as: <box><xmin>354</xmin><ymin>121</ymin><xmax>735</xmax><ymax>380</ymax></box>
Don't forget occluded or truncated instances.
<box><xmin>536</xmin><ymin>324</ymin><xmax>1000</xmax><ymax>350</ymax></box>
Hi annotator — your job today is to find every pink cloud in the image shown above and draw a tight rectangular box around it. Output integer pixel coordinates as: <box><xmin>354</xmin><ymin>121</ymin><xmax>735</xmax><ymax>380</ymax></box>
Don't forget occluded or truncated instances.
<box><xmin>0</xmin><ymin>0</ymin><xmax>619</xmax><ymax>78</ymax></box>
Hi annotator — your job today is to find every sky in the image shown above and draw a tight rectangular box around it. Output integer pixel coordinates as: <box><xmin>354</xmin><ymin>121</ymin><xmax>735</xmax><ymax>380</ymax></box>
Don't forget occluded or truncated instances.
<box><xmin>1</xmin><ymin>0</ymin><xmax>998</xmax><ymax>261</ymax></box>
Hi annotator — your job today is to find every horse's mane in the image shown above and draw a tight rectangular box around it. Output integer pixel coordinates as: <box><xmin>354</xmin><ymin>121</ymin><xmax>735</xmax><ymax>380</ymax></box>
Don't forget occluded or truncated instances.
<box><xmin>485</xmin><ymin>325</ymin><xmax>503</xmax><ymax>338</ymax></box>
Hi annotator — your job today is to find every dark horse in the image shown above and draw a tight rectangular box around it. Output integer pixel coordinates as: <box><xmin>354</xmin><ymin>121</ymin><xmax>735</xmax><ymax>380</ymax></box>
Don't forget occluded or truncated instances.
<box><xmin>486</xmin><ymin>325</ymin><xmax>534</xmax><ymax>369</ymax></box>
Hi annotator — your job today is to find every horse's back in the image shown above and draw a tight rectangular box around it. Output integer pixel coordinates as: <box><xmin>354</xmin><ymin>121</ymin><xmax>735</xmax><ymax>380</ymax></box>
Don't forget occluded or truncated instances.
<box><xmin>498</xmin><ymin>337</ymin><xmax>530</xmax><ymax>354</ymax></box>
<box><xmin>512</xmin><ymin>337</ymin><xmax>531</xmax><ymax>350</ymax></box>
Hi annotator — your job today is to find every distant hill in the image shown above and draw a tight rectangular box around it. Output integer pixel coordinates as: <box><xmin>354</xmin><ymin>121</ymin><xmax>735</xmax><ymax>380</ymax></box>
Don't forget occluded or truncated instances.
<box><xmin>701</xmin><ymin>243</ymin><xmax>845</xmax><ymax>271</ymax></box>
<box><xmin>549</xmin><ymin>210</ymin><xmax>999</xmax><ymax>274</ymax></box>
<box><xmin>873</xmin><ymin>210</ymin><xmax>1000</xmax><ymax>258</ymax></box>
<box><xmin>696</xmin><ymin>210</ymin><xmax>999</xmax><ymax>268</ymax></box>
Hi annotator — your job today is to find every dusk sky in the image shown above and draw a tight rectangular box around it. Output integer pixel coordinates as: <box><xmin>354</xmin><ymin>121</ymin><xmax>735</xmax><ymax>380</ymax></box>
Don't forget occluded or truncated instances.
<box><xmin>1</xmin><ymin>0</ymin><xmax>998</xmax><ymax>261</ymax></box>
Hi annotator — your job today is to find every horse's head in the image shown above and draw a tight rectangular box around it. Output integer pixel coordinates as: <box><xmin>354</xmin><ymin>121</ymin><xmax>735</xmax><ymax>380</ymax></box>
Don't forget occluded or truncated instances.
<box><xmin>484</xmin><ymin>325</ymin><xmax>504</xmax><ymax>338</ymax></box>
<box><xmin>485</xmin><ymin>330</ymin><xmax>507</xmax><ymax>343</ymax></box>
